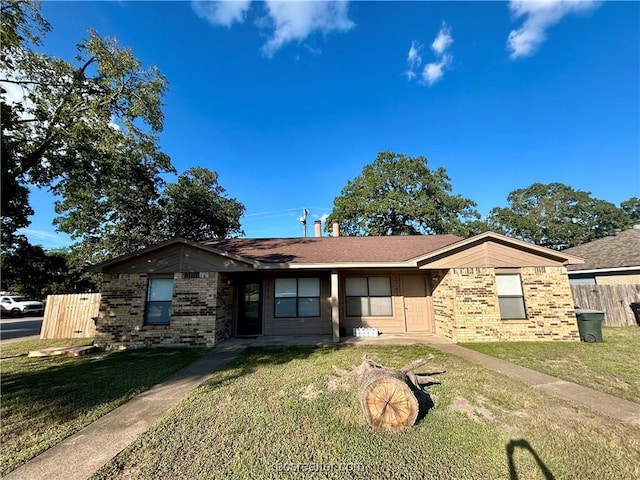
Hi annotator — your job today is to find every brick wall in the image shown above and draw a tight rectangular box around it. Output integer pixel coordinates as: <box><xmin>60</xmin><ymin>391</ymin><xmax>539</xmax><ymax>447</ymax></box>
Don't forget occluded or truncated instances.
<box><xmin>96</xmin><ymin>272</ymin><xmax>233</xmax><ymax>349</ymax></box>
<box><xmin>430</xmin><ymin>270</ymin><xmax>456</xmax><ymax>340</ymax></box>
<box><xmin>215</xmin><ymin>274</ymin><xmax>234</xmax><ymax>343</ymax></box>
<box><xmin>431</xmin><ymin>267</ymin><xmax>579</xmax><ymax>342</ymax></box>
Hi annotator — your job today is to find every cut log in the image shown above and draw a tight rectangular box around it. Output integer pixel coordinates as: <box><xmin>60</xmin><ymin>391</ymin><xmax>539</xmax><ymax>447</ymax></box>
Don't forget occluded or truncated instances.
<box><xmin>359</xmin><ymin>369</ymin><xmax>420</xmax><ymax>431</ymax></box>
<box><xmin>333</xmin><ymin>355</ymin><xmax>442</xmax><ymax>432</ymax></box>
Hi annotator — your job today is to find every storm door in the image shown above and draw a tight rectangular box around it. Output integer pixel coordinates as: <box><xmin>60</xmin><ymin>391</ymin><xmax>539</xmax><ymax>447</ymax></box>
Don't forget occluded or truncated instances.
<box><xmin>237</xmin><ymin>282</ymin><xmax>262</xmax><ymax>336</ymax></box>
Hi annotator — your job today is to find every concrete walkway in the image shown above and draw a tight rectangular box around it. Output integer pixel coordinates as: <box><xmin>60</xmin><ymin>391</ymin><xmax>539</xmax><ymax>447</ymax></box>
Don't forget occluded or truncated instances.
<box><xmin>428</xmin><ymin>343</ymin><xmax>640</xmax><ymax>426</ymax></box>
<box><xmin>4</xmin><ymin>343</ymin><xmax>245</xmax><ymax>480</ymax></box>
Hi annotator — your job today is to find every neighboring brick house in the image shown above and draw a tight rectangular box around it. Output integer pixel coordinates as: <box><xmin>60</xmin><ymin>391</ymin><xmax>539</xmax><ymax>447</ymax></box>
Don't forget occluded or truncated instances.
<box><xmin>90</xmin><ymin>229</ymin><xmax>584</xmax><ymax>349</ymax></box>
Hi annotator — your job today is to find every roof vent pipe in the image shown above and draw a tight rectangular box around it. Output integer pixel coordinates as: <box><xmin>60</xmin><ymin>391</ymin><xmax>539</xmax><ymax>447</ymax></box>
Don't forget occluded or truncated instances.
<box><xmin>332</xmin><ymin>221</ymin><xmax>340</xmax><ymax>237</ymax></box>
<box><xmin>314</xmin><ymin>220</ymin><xmax>322</xmax><ymax>237</ymax></box>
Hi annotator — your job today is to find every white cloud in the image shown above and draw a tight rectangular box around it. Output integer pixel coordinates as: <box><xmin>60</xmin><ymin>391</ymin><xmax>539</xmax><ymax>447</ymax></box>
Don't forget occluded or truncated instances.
<box><xmin>406</xmin><ymin>22</ymin><xmax>453</xmax><ymax>86</ymax></box>
<box><xmin>407</xmin><ymin>40</ymin><xmax>422</xmax><ymax>66</ymax></box>
<box><xmin>303</xmin><ymin>43</ymin><xmax>322</xmax><ymax>55</ymax></box>
<box><xmin>260</xmin><ymin>1</ymin><xmax>355</xmax><ymax>57</ymax></box>
<box><xmin>191</xmin><ymin>1</ymin><xmax>354</xmax><ymax>57</ymax></box>
<box><xmin>507</xmin><ymin>0</ymin><xmax>600</xmax><ymax>59</ymax></box>
<box><xmin>17</xmin><ymin>228</ymin><xmax>72</xmax><ymax>248</ymax></box>
<box><xmin>191</xmin><ymin>0</ymin><xmax>251</xmax><ymax>28</ymax></box>
<box><xmin>431</xmin><ymin>22</ymin><xmax>453</xmax><ymax>56</ymax></box>
<box><xmin>404</xmin><ymin>40</ymin><xmax>422</xmax><ymax>79</ymax></box>
<box><xmin>422</xmin><ymin>54</ymin><xmax>452</xmax><ymax>86</ymax></box>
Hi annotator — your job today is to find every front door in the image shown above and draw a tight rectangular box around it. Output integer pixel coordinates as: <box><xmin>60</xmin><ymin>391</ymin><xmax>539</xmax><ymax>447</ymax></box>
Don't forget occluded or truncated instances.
<box><xmin>402</xmin><ymin>276</ymin><xmax>434</xmax><ymax>333</ymax></box>
<box><xmin>237</xmin><ymin>282</ymin><xmax>262</xmax><ymax>336</ymax></box>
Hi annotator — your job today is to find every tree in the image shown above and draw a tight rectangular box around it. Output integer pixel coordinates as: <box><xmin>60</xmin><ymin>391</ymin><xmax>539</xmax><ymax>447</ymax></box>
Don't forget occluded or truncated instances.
<box><xmin>0</xmin><ymin>0</ymin><xmax>48</xmax><ymax>246</ymax></box>
<box><xmin>1</xmin><ymin>0</ymin><xmax>173</xmax><ymax>264</ymax></box>
<box><xmin>159</xmin><ymin>167</ymin><xmax>245</xmax><ymax>241</ymax></box>
<box><xmin>487</xmin><ymin>183</ymin><xmax>632</xmax><ymax>249</ymax></box>
<box><xmin>0</xmin><ymin>237</ymin><xmax>96</xmax><ymax>298</ymax></box>
<box><xmin>326</xmin><ymin>151</ymin><xmax>479</xmax><ymax>236</ymax></box>
<box><xmin>621</xmin><ymin>197</ymin><xmax>640</xmax><ymax>225</ymax></box>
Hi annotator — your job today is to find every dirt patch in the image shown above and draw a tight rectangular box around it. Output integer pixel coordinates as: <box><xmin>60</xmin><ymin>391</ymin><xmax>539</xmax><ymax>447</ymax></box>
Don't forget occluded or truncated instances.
<box><xmin>326</xmin><ymin>376</ymin><xmax>353</xmax><ymax>393</ymax></box>
<box><xmin>449</xmin><ymin>396</ymin><xmax>495</xmax><ymax>423</ymax></box>
<box><xmin>302</xmin><ymin>384</ymin><xmax>322</xmax><ymax>400</ymax></box>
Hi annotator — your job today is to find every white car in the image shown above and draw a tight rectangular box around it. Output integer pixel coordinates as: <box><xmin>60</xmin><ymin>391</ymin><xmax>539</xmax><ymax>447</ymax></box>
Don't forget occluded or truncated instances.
<box><xmin>0</xmin><ymin>295</ymin><xmax>45</xmax><ymax>317</ymax></box>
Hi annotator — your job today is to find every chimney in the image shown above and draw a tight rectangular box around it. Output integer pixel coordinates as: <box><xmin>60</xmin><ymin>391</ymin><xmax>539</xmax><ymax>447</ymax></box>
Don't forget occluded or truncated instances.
<box><xmin>332</xmin><ymin>221</ymin><xmax>340</xmax><ymax>237</ymax></box>
<box><xmin>314</xmin><ymin>220</ymin><xmax>322</xmax><ymax>237</ymax></box>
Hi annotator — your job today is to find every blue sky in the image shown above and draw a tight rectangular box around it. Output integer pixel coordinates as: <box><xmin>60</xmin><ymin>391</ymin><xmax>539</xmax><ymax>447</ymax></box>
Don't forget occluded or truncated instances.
<box><xmin>19</xmin><ymin>1</ymin><xmax>640</xmax><ymax>248</ymax></box>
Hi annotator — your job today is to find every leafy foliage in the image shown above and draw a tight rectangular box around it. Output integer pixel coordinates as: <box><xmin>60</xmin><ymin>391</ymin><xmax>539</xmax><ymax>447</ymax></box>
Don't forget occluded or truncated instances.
<box><xmin>1</xmin><ymin>0</ymin><xmax>172</xmax><ymax>257</ymax></box>
<box><xmin>621</xmin><ymin>197</ymin><xmax>640</xmax><ymax>225</ymax></box>
<box><xmin>1</xmin><ymin>1</ymin><xmax>245</xmax><ymax>271</ymax></box>
<box><xmin>160</xmin><ymin>167</ymin><xmax>245</xmax><ymax>241</ymax></box>
<box><xmin>0</xmin><ymin>237</ymin><xmax>96</xmax><ymax>298</ymax></box>
<box><xmin>327</xmin><ymin>151</ymin><xmax>479</xmax><ymax>236</ymax></box>
<box><xmin>487</xmin><ymin>183</ymin><xmax>632</xmax><ymax>249</ymax></box>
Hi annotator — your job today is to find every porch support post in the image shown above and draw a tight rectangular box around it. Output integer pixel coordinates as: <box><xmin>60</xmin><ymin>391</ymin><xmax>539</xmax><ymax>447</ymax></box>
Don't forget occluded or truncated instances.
<box><xmin>331</xmin><ymin>271</ymin><xmax>340</xmax><ymax>342</ymax></box>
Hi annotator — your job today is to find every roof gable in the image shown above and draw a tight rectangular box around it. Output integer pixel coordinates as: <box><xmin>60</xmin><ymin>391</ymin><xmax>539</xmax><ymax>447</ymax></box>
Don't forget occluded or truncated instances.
<box><xmin>89</xmin><ymin>238</ymin><xmax>258</xmax><ymax>273</ymax></box>
<box><xmin>416</xmin><ymin>232</ymin><xmax>584</xmax><ymax>269</ymax></box>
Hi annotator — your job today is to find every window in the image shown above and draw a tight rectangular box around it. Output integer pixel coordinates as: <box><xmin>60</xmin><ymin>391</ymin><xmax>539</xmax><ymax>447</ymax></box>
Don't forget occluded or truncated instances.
<box><xmin>275</xmin><ymin>278</ymin><xmax>320</xmax><ymax>318</ymax></box>
<box><xmin>145</xmin><ymin>277</ymin><xmax>173</xmax><ymax>325</ymax></box>
<box><xmin>569</xmin><ymin>277</ymin><xmax>596</xmax><ymax>286</ymax></box>
<box><xmin>345</xmin><ymin>277</ymin><xmax>393</xmax><ymax>317</ymax></box>
<box><xmin>496</xmin><ymin>274</ymin><xmax>526</xmax><ymax>319</ymax></box>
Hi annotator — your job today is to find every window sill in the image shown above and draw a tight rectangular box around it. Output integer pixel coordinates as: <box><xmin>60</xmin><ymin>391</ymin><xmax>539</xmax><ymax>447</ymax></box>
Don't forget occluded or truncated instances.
<box><xmin>275</xmin><ymin>316</ymin><xmax>321</xmax><ymax>320</ymax></box>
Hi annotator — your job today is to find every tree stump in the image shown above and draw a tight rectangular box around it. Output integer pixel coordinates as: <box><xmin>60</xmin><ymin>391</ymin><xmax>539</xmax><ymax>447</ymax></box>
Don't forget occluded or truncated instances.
<box><xmin>333</xmin><ymin>355</ymin><xmax>441</xmax><ymax>432</ymax></box>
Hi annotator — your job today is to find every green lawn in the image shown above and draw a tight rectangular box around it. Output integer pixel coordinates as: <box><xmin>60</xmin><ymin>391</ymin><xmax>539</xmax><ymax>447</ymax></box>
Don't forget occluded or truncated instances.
<box><xmin>0</xmin><ymin>339</ymin><xmax>208</xmax><ymax>475</ymax></box>
<box><xmin>93</xmin><ymin>345</ymin><xmax>640</xmax><ymax>480</ymax></box>
<box><xmin>462</xmin><ymin>326</ymin><xmax>640</xmax><ymax>403</ymax></box>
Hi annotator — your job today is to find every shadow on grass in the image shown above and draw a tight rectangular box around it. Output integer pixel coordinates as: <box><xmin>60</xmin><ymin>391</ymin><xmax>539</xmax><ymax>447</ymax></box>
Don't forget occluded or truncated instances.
<box><xmin>1</xmin><ymin>348</ymin><xmax>207</xmax><ymax>425</ymax></box>
<box><xmin>506</xmin><ymin>439</ymin><xmax>555</xmax><ymax>480</ymax></box>
<box><xmin>200</xmin><ymin>345</ymin><xmax>339</xmax><ymax>390</ymax></box>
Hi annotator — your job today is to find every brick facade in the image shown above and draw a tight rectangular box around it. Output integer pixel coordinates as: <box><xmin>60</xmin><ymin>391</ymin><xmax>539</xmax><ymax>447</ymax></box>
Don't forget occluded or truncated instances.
<box><xmin>431</xmin><ymin>267</ymin><xmax>579</xmax><ymax>342</ymax></box>
<box><xmin>95</xmin><ymin>272</ymin><xmax>233</xmax><ymax>349</ymax></box>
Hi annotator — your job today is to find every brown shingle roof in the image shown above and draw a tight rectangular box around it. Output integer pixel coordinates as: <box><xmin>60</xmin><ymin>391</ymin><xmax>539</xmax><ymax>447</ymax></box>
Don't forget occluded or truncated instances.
<box><xmin>201</xmin><ymin>235</ymin><xmax>463</xmax><ymax>264</ymax></box>
<box><xmin>564</xmin><ymin>228</ymin><xmax>640</xmax><ymax>271</ymax></box>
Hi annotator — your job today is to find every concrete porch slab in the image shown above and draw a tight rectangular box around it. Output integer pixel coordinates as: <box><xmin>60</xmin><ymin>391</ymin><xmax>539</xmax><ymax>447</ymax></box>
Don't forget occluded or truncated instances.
<box><xmin>221</xmin><ymin>333</ymin><xmax>454</xmax><ymax>348</ymax></box>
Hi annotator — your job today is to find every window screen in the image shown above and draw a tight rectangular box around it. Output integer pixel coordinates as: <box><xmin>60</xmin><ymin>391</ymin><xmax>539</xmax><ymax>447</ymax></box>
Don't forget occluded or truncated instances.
<box><xmin>496</xmin><ymin>274</ymin><xmax>526</xmax><ymax>319</ymax></box>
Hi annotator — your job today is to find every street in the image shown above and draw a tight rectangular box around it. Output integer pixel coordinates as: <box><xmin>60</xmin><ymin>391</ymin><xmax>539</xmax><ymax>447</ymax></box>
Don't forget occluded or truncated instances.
<box><xmin>0</xmin><ymin>316</ymin><xmax>43</xmax><ymax>341</ymax></box>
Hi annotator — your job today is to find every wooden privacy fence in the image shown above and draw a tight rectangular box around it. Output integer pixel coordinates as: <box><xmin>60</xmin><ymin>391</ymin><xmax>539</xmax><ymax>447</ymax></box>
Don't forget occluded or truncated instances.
<box><xmin>571</xmin><ymin>284</ymin><xmax>640</xmax><ymax>326</ymax></box>
<box><xmin>40</xmin><ymin>293</ymin><xmax>101</xmax><ymax>339</ymax></box>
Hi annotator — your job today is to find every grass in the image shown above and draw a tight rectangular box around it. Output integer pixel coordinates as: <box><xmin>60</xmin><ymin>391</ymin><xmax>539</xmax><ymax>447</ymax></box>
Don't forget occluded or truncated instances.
<box><xmin>0</xmin><ymin>339</ymin><xmax>208</xmax><ymax>475</ymax></box>
<box><xmin>1</xmin><ymin>338</ymin><xmax>94</xmax><ymax>358</ymax></box>
<box><xmin>93</xmin><ymin>344</ymin><xmax>640</xmax><ymax>480</ymax></box>
<box><xmin>462</xmin><ymin>326</ymin><xmax>640</xmax><ymax>403</ymax></box>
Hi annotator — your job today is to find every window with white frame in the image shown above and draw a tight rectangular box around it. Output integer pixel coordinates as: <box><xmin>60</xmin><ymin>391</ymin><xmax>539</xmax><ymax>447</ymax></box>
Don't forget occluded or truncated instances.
<box><xmin>496</xmin><ymin>274</ymin><xmax>526</xmax><ymax>319</ymax></box>
<box><xmin>145</xmin><ymin>277</ymin><xmax>174</xmax><ymax>325</ymax></box>
<box><xmin>345</xmin><ymin>277</ymin><xmax>393</xmax><ymax>317</ymax></box>
<box><xmin>274</xmin><ymin>278</ymin><xmax>320</xmax><ymax>318</ymax></box>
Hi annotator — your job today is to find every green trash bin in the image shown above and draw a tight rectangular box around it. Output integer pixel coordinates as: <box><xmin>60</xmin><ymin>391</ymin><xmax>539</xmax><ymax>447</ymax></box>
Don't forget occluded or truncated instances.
<box><xmin>575</xmin><ymin>309</ymin><xmax>604</xmax><ymax>343</ymax></box>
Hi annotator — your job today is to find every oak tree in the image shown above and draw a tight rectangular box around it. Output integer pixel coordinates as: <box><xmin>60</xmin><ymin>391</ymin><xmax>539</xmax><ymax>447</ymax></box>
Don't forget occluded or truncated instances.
<box><xmin>159</xmin><ymin>167</ymin><xmax>245</xmax><ymax>241</ymax></box>
<box><xmin>487</xmin><ymin>183</ymin><xmax>632</xmax><ymax>249</ymax></box>
<box><xmin>326</xmin><ymin>151</ymin><xmax>479</xmax><ymax>236</ymax></box>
